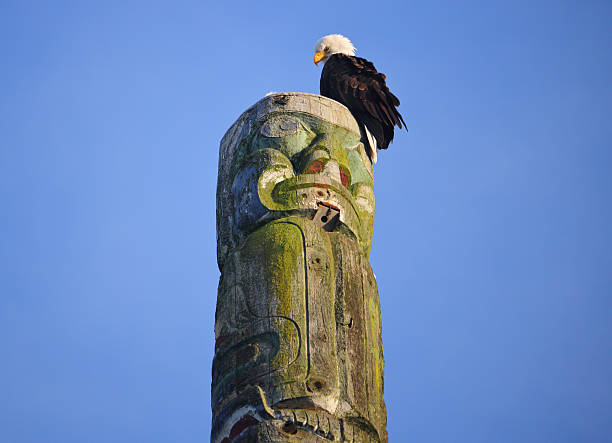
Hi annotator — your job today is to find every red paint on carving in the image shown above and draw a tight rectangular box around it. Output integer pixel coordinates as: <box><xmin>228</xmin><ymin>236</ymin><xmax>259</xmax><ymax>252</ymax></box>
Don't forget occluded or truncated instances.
<box><xmin>220</xmin><ymin>414</ymin><xmax>259</xmax><ymax>442</ymax></box>
<box><xmin>305</xmin><ymin>160</ymin><xmax>323</xmax><ymax>173</ymax></box>
<box><xmin>340</xmin><ymin>168</ymin><xmax>349</xmax><ymax>187</ymax></box>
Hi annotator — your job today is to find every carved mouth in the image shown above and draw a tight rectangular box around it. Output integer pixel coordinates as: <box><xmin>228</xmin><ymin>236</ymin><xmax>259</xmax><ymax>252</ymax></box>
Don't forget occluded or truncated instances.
<box><xmin>274</xmin><ymin>178</ymin><xmax>361</xmax><ymax>227</ymax></box>
<box><xmin>273</xmin><ymin>402</ymin><xmax>381</xmax><ymax>442</ymax></box>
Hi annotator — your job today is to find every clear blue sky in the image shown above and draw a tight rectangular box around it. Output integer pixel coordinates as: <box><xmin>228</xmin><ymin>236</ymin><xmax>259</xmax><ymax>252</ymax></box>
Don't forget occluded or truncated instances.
<box><xmin>1</xmin><ymin>1</ymin><xmax>611</xmax><ymax>441</ymax></box>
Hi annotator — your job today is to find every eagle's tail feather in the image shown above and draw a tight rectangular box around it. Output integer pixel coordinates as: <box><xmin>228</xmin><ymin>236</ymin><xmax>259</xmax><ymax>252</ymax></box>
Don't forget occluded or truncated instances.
<box><xmin>363</xmin><ymin>124</ymin><xmax>378</xmax><ymax>164</ymax></box>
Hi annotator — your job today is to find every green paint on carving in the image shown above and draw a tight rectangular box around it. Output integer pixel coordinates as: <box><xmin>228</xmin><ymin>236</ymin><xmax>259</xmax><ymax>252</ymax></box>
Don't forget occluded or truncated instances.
<box><xmin>347</xmin><ymin>149</ymin><xmax>374</xmax><ymax>187</ymax></box>
<box><xmin>254</xmin><ymin>117</ymin><xmax>315</xmax><ymax>160</ymax></box>
<box><xmin>251</xmin><ymin>112</ymin><xmax>360</xmax><ymax>176</ymax></box>
<box><xmin>221</xmin><ymin>107</ymin><xmax>376</xmax><ymax>255</ymax></box>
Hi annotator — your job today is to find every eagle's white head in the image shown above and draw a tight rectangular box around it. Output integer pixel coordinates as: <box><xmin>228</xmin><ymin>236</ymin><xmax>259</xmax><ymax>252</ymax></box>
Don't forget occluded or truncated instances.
<box><xmin>314</xmin><ymin>34</ymin><xmax>356</xmax><ymax>65</ymax></box>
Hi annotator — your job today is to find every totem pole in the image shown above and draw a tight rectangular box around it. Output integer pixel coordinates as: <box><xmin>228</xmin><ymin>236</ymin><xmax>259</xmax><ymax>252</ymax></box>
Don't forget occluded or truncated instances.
<box><xmin>213</xmin><ymin>93</ymin><xmax>386</xmax><ymax>442</ymax></box>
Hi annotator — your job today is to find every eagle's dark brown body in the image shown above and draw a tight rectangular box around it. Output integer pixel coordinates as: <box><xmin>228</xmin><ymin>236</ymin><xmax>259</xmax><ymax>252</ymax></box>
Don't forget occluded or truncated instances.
<box><xmin>320</xmin><ymin>53</ymin><xmax>406</xmax><ymax>154</ymax></box>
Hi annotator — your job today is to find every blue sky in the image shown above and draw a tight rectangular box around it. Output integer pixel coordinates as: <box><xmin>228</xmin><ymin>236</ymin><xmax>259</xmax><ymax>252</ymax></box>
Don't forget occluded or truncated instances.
<box><xmin>1</xmin><ymin>1</ymin><xmax>611</xmax><ymax>441</ymax></box>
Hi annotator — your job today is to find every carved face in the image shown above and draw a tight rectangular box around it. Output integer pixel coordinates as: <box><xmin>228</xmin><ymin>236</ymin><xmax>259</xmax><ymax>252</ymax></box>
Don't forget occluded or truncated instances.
<box><xmin>223</xmin><ymin>96</ymin><xmax>375</xmax><ymax>258</ymax></box>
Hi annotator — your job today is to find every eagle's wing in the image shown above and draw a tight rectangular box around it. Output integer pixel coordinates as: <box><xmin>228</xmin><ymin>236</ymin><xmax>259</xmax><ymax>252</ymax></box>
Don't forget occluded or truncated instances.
<box><xmin>321</xmin><ymin>54</ymin><xmax>406</xmax><ymax>150</ymax></box>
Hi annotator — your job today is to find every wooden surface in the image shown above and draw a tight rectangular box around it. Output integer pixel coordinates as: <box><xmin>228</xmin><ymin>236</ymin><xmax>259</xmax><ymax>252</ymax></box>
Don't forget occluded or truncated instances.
<box><xmin>213</xmin><ymin>93</ymin><xmax>386</xmax><ymax>442</ymax></box>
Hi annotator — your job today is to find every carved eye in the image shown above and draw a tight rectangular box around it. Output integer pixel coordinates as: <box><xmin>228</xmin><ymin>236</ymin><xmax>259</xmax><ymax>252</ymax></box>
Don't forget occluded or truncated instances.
<box><xmin>340</xmin><ymin>167</ymin><xmax>350</xmax><ymax>188</ymax></box>
<box><xmin>305</xmin><ymin>160</ymin><xmax>324</xmax><ymax>174</ymax></box>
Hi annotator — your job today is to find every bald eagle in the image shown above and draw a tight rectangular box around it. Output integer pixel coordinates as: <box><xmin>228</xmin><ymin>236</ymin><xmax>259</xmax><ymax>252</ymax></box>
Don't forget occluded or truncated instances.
<box><xmin>314</xmin><ymin>34</ymin><xmax>406</xmax><ymax>163</ymax></box>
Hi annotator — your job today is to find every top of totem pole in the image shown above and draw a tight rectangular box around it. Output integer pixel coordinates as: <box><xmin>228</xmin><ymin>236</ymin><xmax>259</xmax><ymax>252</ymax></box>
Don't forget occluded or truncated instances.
<box><xmin>217</xmin><ymin>92</ymin><xmax>376</xmax><ymax>270</ymax></box>
<box><xmin>226</xmin><ymin>92</ymin><xmax>361</xmax><ymax>136</ymax></box>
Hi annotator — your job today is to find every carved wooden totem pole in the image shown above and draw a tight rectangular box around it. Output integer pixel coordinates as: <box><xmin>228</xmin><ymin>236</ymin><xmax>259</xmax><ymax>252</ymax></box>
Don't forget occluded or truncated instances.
<box><xmin>213</xmin><ymin>93</ymin><xmax>386</xmax><ymax>442</ymax></box>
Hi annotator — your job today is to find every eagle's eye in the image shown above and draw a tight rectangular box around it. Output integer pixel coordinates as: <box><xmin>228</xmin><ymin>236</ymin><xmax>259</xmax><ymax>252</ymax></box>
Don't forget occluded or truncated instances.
<box><xmin>324</xmin><ymin>46</ymin><xmax>330</xmax><ymax>52</ymax></box>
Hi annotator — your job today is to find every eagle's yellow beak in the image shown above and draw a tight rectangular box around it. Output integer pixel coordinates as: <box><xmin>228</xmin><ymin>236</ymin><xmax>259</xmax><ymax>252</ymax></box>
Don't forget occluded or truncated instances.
<box><xmin>314</xmin><ymin>51</ymin><xmax>325</xmax><ymax>65</ymax></box>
